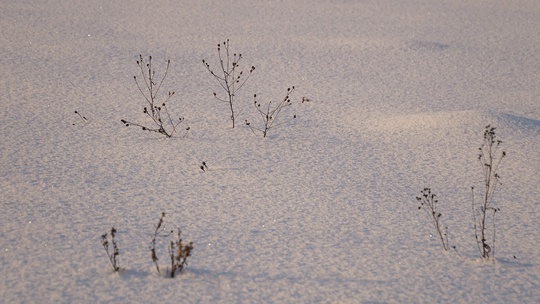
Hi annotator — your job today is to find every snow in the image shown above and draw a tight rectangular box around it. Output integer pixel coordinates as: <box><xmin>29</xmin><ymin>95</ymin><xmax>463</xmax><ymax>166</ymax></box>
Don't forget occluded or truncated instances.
<box><xmin>1</xmin><ymin>0</ymin><xmax>540</xmax><ymax>302</ymax></box>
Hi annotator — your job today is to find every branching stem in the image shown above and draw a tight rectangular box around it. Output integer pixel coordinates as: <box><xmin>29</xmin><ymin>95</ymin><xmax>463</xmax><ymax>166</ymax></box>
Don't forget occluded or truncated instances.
<box><xmin>203</xmin><ymin>40</ymin><xmax>255</xmax><ymax>128</ymax></box>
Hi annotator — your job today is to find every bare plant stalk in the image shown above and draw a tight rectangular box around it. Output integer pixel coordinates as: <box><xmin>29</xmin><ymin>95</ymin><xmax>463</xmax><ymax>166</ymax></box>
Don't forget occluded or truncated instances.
<box><xmin>101</xmin><ymin>227</ymin><xmax>120</xmax><ymax>272</ymax></box>
<box><xmin>74</xmin><ymin>111</ymin><xmax>88</xmax><ymax>122</ymax></box>
<box><xmin>150</xmin><ymin>212</ymin><xmax>167</xmax><ymax>273</ymax></box>
<box><xmin>203</xmin><ymin>39</ymin><xmax>255</xmax><ymax>128</ymax></box>
<box><xmin>472</xmin><ymin>125</ymin><xmax>505</xmax><ymax>260</ymax></box>
<box><xmin>245</xmin><ymin>86</ymin><xmax>298</xmax><ymax>138</ymax></box>
<box><xmin>415</xmin><ymin>188</ymin><xmax>449</xmax><ymax>251</ymax></box>
<box><xmin>168</xmin><ymin>230</ymin><xmax>194</xmax><ymax>278</ymax></box>
<box><xmin>149</xmin><ymin>213</ymin><xmax>192</xmax><ymax>278</ymax></box>
<box><xmin>122</xmin><ymin>55</ymin><xmax>189</xmax><ymax>137</ymax></box>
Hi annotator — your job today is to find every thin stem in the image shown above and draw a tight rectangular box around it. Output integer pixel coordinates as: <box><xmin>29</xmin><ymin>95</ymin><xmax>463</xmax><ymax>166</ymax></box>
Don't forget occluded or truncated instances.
<box><xmin>203</xmin><ymin>40</ymin><xmax>254</xmax><ymax>128</ymax></box>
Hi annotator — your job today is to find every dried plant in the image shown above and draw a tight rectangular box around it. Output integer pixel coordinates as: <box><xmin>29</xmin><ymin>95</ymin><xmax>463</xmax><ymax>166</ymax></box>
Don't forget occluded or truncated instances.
<box><xmin>415</xmin><ymin>188</ymin><xmax>449</xmax><ymax>251</ymax></box>
<box><xmin>121</xmin><ymin>55</ymin><xmax>189</xmax><ymax>137</ymax></box>
<box><xmin>200</xmin><ymin>161</ymin><xmax>208</xmax><ymax>172</ymax></box>
<box><xmin>245</xmin><ymin>86</ymin><xmax>298</xmax><ymax>138</ymax></box>
<box><xmin>412</xmin><ymin>126</ymin><xmax>508</xmax><ymax>260</ymax></box>
<box><xmin>150</xmin><ymin>212</ymin><xmax>169</xmax><ymax>274</ymax></box>
<box><xmin>101</xmin><ymin>227</ymin><xmax>120</xmax><ymax>272</ymax></box>
<box><xmin>169</xmin><ymin>230</ymin><xmax>194</xmax><ymax>278</ymax></box>
<box><xmin>150</xmin><ymin>212</ymin><xmax>193</xmax><ymax>277</ymax></box>
<box><xmin>472</xmin><ymin>125</ymin><xmax>506</xmax><ymax>260</ymax></box>
<box><xmin>203</xmin><ymin>39</ymin><xmax>255</xmax><ymax>128</ymax></box>
<box><xmin>74</xmin><ymin>111</ymin><xmax>88</xmax><ymax>124</ymax></box>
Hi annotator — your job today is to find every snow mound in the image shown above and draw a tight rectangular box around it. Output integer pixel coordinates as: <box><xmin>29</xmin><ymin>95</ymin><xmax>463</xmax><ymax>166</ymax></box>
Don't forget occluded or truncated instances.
<box><xmin>362</xmin><ymin>110</ymin><xmax>540</xmax><ymax>134</ymax></box>
<box><xmin>495</xmin><ymin>112</ymin><xmax>540</xmax><ymax>132</ymax></box>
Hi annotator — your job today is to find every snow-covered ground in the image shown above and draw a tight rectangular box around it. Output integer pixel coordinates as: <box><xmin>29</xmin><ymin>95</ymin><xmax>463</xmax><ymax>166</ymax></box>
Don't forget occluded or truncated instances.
<box><xmin>1</xmin><ymin>0</ymin><xmax>540</xmax><ymax>302</ymax></box>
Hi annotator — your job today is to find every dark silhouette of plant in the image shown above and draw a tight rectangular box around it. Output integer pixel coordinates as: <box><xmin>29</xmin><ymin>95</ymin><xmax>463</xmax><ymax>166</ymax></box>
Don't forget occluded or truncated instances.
<box><xmin>245</xmin><ymin>86</ymin><xmax>298</xmax><ymax>138</ymax></box>
<box><xmin>472</xmin><ymin>125</ymin><xmax>506</xmax><ymax>260</ymax></box>
<box><xmin>101</xmin><ymin>227</ymin><xmax>120</xmax><ymax>272</ymax></box>
<box><xmin>200</xmin><ymin>161</ymin><xmax>208</xmax><ymax>172</ymax></box>
<box><xmin>301</xmin><ymin>97</ymin><xmax>313</xmax><ymax>103</ymax></box>
<box><xmin>415</xmin><ymin>188</ymin><xmax>449</xmax><ymax>251</ymax></box>
<box><xmin>202</xmin><ymin>39</ymin><xmax>255</xmax><ymax>128</ymax></box>
<box><xmin>150</xmin><ymin>212</ymin><xmax>169</xmax><ymax>274</ymax></box>
<box><xmin>149</xmin><ymin>212</ymin><xmax>193</xmax><ymax>277</ymax></box>
<box><xmin>74</xmin><ymin>111</ymin><xmax>88</xmax><ymax>124</ymax></box>
<box><xmin>169</xmin><ymin>230</ymin><xmax>193</xmax><ymax>278</ymax></box>
<box><xmin>121</xmin><ymin>55</ymin><xmax>189</xmax><ymax>137</ymax></box>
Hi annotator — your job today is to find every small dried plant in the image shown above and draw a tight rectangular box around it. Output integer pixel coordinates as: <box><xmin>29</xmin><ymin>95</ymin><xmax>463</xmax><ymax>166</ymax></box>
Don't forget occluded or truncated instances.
<box><xmin>472</xmin><ymin>125</ymin><xmax>506</xmax><ymax>260</ymax></box>
<box><xmin>121</xmin><ymin>55</ymin><xmax>189</xmax><ymax>137</ymax></box>
<box><xmin>150</xmin><ymin>212</ymin><xmax>169</xmax><ymax>274</ymax></box>
<box><xmin>150</xmin><ymin>212</ymin><xmax>193</xmax><ymax>277</ymax></box>
<box><xmin>415</xmin><ymin>188</ymin><xmax>449</xmax><ymax>251</ymax></box>
<box><xmin>73</xmin><ymin>111</ymin><xmax>88</xmax><ymax>125</ymax></box>
<box><xmin>245</xmin><ymin>86</ymin><xmax>298</xmax><ymax>138</ymax></box>
<box><xmin>169</xmin><ymin>230</ymin><xmax>194</xmax><ymax>278</ymax></box>
<box><xmin>202</xmin><ymin>39</ymin><xmax>255</xmax><ymax>128</ymax></box>
<box><xmin>101</xmin><ymin>227</ymin><xmax>120</xmax><ymax>272</ymax></box>
<box><xmin>199</xmin><ymin>161</ymin><xmax>208</xmax><ymax>172</ymax></box>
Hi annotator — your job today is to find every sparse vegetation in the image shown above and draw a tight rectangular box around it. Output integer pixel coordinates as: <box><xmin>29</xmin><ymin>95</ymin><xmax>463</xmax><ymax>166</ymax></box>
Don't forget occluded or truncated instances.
<box><xmin>169</xmin><ymin>230</ymin><xmax>193</xmax><ymax>278</ymax></box>
<box><xmin>472</xmin><ymin>125</ymin><xmax>506</xmax><ymax>260</ymax></box>
<box><xmin>101</xmin><ymin>227</ymin><xmax>120</xmax><ymax>272</ymax></box>
<box><xmin>200</xmin><ymin>161</ymin><xmax>208</xmax><ymax>172</ymax></box>
<box><xmin>149</xmin><ymin>212</ymin><xmax>193</xmax><ymax>277</ymax></box>
<box><xmin>74</xmin><ymin>111</ymin><xmax>88</xmax><ymax>124</ymax></box>
<box><xmin>415</xmin><ymin>188</ymin><xmax>449</xmax><ymax>251</ymax></box>
<box><xmin>245</xmin><ymin>86</ymin><xmax>299</xmax><ymax>138</ymax></box>
<box><xmin>150</xmin><ymin>212</ymin><xmax>169</xmax><ymax>274</ymax></box>
<box><xmin>121</xmin><ymin>55</ymin><xmax>189</xmax><ymax>137</ymax></box>
<box><xmin>415</xmin><ymin>125</ymin><xmax>507</xmax><ymax>260</ymax></box>
<box><xmin>203</xmin><ymin>39</ymin><xmax>255</xmax><ymax>128</ymax></box>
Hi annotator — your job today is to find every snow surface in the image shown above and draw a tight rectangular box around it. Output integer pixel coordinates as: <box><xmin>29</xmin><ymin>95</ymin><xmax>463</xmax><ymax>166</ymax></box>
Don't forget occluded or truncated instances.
<box><xmin>1</xmin><ymin>0</ymin><xmax>540</xmax><ymax>302</ymax></box>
